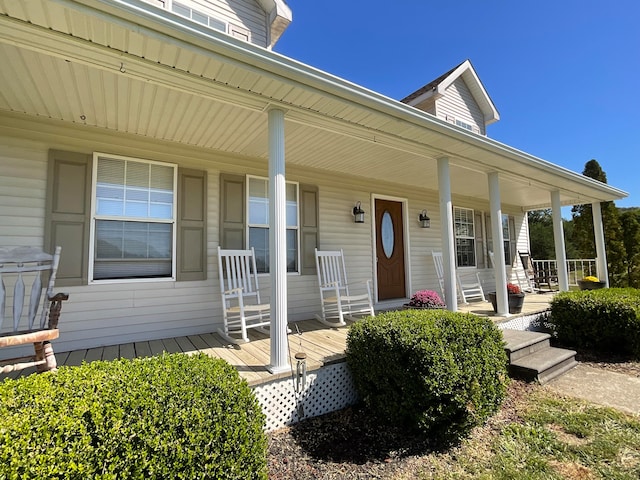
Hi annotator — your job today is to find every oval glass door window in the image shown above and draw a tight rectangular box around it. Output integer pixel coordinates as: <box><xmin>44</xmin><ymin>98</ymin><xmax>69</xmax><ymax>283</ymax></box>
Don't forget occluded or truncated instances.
<box><xmin>381</xmin><ymin>211</ymin><xmax>394</xmax><ymax>258</ymax></box>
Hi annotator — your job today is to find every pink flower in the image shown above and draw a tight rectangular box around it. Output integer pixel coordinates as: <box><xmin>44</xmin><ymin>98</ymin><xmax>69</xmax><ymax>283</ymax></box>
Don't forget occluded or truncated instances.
<box><xmin>409</xmin><ymin>290</ymin><xmax>445</xmax><ymax>308</ymax></box>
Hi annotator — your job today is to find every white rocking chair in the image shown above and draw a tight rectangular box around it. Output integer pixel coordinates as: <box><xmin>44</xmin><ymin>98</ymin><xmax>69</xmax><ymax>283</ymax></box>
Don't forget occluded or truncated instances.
<box><xmin>314</xmin><ymin>249</ymin><xmax>375</xmax><ymax>327</ymax></box>
<box><xmin>432</xmin><ymin>251</ymin><xmax>486</xmax><ymax>304</ymax></box>
<box><xmin>217</xmin><ymin>247</ymin><xmax>271</xmax><ymax>344</ymax></box>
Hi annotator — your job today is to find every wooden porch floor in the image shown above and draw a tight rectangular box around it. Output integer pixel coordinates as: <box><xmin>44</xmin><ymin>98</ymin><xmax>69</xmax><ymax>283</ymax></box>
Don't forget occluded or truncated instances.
<box><xmin>2</xmin><ymin>293</ymin><xmax>555</xmax><ymax>386</ymax></box>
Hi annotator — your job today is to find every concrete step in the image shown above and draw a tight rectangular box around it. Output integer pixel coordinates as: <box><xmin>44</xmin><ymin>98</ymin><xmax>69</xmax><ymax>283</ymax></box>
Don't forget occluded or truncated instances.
<box><xmin>509</xmin><ymin>346</ymin><xmax>578</xmax><ymax>385</ymax></box>
<box><xmin>502</xmin><ymin>329</ymin><xmax>551</xmax><ymax>362</ymax></box>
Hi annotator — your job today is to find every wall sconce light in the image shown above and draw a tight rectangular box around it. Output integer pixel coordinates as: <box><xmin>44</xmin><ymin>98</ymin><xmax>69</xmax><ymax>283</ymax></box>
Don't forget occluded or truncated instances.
<box><xmin>353</xmin><ymin>201</ymin><xmax>365</xmax><ymax>223</ymax></box>
<box><xmin>419</xmin><ymin>210</ymin><xmax>431</xmax><ymax>228</ymax></box>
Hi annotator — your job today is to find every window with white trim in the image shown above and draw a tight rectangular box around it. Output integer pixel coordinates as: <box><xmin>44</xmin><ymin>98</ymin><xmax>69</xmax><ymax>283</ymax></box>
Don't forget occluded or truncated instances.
<box><xmin>172</xmin><ymin>1</ymin><xmax>226</xmax><ymax>32</ymax></box>
<box><xmin>90</xmin><ymin>154</ymin><xmax>177</xmax><ymax>281</ymax></box>
<box><xmin>502</xmin><ymin>214</ymin><xmax>512</xmax><ymax>265</ymax></box>
<box><xmin>247</xmin><ymin>176</ymin><xmax>299</xmax><ymax>273</ymax></box>
<box><xmin>454</xmin><ymin>206</ymin><xmax>476</xmax><ymax>267</ymax></box>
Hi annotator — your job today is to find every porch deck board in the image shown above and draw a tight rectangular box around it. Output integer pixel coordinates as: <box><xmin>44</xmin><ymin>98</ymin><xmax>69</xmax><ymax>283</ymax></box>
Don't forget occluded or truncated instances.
<box><xmin>84</xmin><ymin>347</ymin><xmax>103</xmax><ymax>363</ymax></box>
<box><xmin>161</xmin><ymin>337</ymin><xmax>183</xmax><ymax>354</ymax></box>
<box><xmin>119</xmin><ymin>343</ymin><xmax>136</xmax><ymax>359</ymax></box>
<box><xmin>0</xmin><ymin>294</ymin><xmax>555</xmax><ymax>385</ymax></box>
<box><xmin>134</xmin><ymin>341</ymin><xmax>152</xmax><ymax>358</ymax></box>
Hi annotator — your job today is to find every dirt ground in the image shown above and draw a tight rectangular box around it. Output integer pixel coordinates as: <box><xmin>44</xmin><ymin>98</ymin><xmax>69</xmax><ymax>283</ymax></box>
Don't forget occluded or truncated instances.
<box><xmin>267</xmin><ymin>353</ymin><xmax>639</xmax><ymax>479</ymax></box>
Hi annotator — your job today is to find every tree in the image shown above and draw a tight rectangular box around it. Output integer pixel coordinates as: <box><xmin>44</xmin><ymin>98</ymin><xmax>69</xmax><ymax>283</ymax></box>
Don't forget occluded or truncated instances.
<box><xmin>527</xmin><ymin>209</ymin><xmax>555</xmax><ymax>260</ymax></box>
<box><xmin>620</xmin><ymin>209</ymin><xmax>640</xmax><ymax>287</ymax></box>
<box><xmin>570</xmin><ymin>159</ymin><xmax>627</xmax><ymax>286</ymax></box>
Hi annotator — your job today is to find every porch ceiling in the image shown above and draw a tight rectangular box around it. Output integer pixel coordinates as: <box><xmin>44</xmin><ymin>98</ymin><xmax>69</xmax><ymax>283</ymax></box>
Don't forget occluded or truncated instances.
<box><xmin>0</xmin><ymin>0</ymin><xmax>627</xmax><ymax>210</ymax></box>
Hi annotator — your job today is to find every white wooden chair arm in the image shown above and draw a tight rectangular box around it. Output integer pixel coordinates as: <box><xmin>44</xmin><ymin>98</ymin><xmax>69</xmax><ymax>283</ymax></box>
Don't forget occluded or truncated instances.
<box><xmin>223</xmin><ymin>287</ymin><xmax>244</xmax><ymax>295</ymax></box>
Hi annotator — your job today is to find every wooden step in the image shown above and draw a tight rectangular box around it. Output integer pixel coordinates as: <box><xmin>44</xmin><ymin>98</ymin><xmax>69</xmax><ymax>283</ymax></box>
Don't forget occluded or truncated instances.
<box><xmin>502</xmin><ymin>329</ymin><xmax>578</xmax><ymax>384</ymax></box>
<box><xmin>509</xmin><ymin>346</ymin><xmax>578</xmax><ymax>385</ymax></box>
<box><xmin>502</xmin><ymin>329</ymin><xmax>551</xmax><ymax>362</ymax></box>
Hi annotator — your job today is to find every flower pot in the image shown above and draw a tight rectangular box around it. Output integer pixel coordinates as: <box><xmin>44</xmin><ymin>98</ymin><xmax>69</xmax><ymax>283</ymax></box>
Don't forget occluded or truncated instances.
<box><xmin>487</xmin><ymin>292</ymin><xmax>525</xmax><ymax>314</ymax></box>
<box><xmin>577</xmin><ymin>280</ymin><xmax>606</xmax><ymax>290</ymax></box>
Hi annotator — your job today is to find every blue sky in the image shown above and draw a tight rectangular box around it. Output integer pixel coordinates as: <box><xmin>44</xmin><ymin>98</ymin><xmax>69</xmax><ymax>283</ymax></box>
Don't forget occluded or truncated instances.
<box><xmin>275</xmin><ymin>0</ymin><xmax>639</xmax><ymax>209</ymax></box>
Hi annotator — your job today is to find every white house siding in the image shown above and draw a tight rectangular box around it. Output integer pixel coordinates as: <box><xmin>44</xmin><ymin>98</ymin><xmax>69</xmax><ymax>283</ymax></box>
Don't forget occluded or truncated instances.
<box><xmin>172</xmin><ymin>0</ymin><xmax>268</xmax><ymax>47</ymax></box>
<box><xmin>0</xmin><ymin>141</ymin><xmax>47</xmax><ymax>247</ymax></box>
<box><xmin>436</xmin><ymin>78</ymin><xmax>486</xmax><ymax>135</ymax></box>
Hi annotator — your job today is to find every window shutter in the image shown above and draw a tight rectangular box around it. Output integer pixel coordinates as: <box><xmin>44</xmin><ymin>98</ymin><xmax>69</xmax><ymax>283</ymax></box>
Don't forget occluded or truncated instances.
<box><xmin>220</xmin><ymin>174</ymin><xmax>245</xmax><ymax>249</ymax></box>
<box><xmin>300</xmin><ymin>184</ymin><xmax>319</xmax><ymax>275</ymax></box>
<box><xmin>177</xmin><ymin>168</ymin><xmax>207</xmax><ymax>281</ymax></box>
<box><xmin>474</xmin><ymin>211</ymin><xmax>485</xmax><ymax>269</ymax></box>
<box><xmin>44</xmin><ymin>150</ymin><xmax>92</xmax><ymax>287</ymax></box>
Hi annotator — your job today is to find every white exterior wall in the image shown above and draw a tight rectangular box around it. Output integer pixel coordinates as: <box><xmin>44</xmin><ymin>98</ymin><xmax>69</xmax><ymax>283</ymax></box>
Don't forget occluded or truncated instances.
<box><xmin>436</xmin><ymin>78</ymin><xmax>486</xmax><ymax>135</ymax></box>
<box><xmin>145</xmin><ymin>0</ymin><xmax>269</xmax><ymax>47</ymax></box>
<box><xmin>0</xmin><ymin>123</ymin><xmax>529</xmax><ymax>356</ymax></box>
<box><xmin>0</xmin><ymin>142</ymin><xmax>47</xmax><ymax>247</ymax></box>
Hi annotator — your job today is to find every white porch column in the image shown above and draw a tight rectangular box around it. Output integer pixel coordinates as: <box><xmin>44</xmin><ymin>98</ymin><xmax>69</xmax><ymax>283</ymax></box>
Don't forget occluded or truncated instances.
<box><xmin>592</xmin><ymin>201</ymin><xmax>609</xmax><ymax>287</ymax></box>
<box><xmin>551</xmin><ymin>190</ymin><xmax>569</xmax><ymax>291</ymax></box>
<box><xmin>267</xmin><ymin>108</ymin><xmax>289</xmax><ymax>374</ymax></box>
<box><xmin>488</xmin><ymin>172</ymin><xmax>508</xmax><ymax>316</ymax></box>
<box><xmin>437</xmin><ymin>157</ymin><xmax>457</xmax><ymax>311</ymax></box>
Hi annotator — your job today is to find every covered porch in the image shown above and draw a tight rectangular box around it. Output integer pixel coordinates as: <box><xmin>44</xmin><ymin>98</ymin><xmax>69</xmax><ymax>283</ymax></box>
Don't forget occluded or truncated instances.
<box><xmin>0</xmin><ymin>0</ymin><xmax>627</xmax><ymax>376</ymax></box>
<box><xmin>1</xmin><ymin>293</ymin><xmax>555</xmax><ymax>386</ymax></box>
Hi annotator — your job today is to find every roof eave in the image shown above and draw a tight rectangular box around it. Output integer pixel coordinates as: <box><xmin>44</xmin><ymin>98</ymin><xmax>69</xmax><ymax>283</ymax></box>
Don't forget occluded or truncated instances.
<box><xmin>16</xmin><ymin>0</ymin><xmax>629</xmax><ymax>206</ymax></box>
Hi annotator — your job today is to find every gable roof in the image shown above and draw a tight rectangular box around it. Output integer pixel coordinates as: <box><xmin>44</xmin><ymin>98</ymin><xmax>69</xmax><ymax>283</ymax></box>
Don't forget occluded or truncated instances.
<box><xmin>401</xmin><ymin>59</ymin><xmax>500</xmax><ymax>126</ymax></box>
<box><xmin>256</xmin><ymin>0</ymin><xmax>292</xmax><ymax>48</ymax></box>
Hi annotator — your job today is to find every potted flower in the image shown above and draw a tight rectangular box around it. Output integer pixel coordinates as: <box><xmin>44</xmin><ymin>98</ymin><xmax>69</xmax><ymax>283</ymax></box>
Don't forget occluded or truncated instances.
<box><xmin>577</xmin><ymin>275</ymin><xmax>606</xmax><ymax>290</ymax></box>
<box><xmin>404</xmin><ymin>289</ymin><xmax>445</xmax><ymax>309</ymax></box>
<box><xmin>487</xmin><ymin>283</ymin><xmax>525</xmax><ymax>314</ymax></box>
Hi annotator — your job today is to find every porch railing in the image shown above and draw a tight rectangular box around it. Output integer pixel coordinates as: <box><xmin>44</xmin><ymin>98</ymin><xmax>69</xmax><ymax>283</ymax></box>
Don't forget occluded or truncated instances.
<box><xmin>531</xmin><ymin>258</ymin><xmax>597</xmax><ymax>287</ymax></box>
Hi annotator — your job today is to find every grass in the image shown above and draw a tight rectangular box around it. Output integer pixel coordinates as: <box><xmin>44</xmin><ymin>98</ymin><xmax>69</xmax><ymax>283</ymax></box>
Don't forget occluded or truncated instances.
<box><xmin>415</xmin><ymin>389</ymin><xmax>640</xmax><ymax>480</ymax></box>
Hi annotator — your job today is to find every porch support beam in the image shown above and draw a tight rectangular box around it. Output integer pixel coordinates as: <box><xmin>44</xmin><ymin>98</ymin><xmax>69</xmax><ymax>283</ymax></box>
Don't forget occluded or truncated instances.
<box><xmin>267</xmin><ymin>107</ymin><xmax>289</xmax><ymax>374</ymax></box>
<box><xmin>592</xmin><ymin>201</ymin><xmax>609</xmax><ymax>287</ymax></box>
<box><xmin>551</xmin><ymin>190</ymin><xmax>569</xmax><ymax>291</ymax></box>
<box><xmin>488</xmin><ymin>172</ymin><xmax>509</xmax><ymax>316</ymax></box>
<box><xmin>437</xmin><ymin>157</ymin><xmax>457</xmax><ymax>311</ymax></box>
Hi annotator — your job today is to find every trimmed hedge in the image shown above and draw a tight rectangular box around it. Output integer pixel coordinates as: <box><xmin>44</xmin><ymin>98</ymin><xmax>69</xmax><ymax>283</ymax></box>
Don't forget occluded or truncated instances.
<box><xmin>346</xmin><ymin>310</ymin><xmax>508</xmax><ymax>444</ymax></box>
<box><xmin>0</xmin><ymin>353</ymin><xmax>267</xmax><ymax>479</ymax></box>
<box><xmin>549</xmin><ymin>288</ymin><xmax>640</xmax><ymax>357</ymax></box>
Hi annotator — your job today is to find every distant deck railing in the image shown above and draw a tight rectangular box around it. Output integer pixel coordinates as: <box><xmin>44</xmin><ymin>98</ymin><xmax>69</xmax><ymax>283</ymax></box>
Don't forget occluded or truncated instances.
<box><xmin>531</xmin><ymin>258</ymin><xmax>597</xmax><ymax>287</ymax></box>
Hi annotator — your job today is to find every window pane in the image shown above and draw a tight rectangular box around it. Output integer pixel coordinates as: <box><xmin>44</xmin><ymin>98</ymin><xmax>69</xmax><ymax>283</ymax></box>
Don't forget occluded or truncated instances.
<box><xmin>97</xmin><ymin>158</ymin><xmax>174</xmax><ymax>220</ymax></box>
<box><xmin>248</xmin><ymin>178</ymin><xmax>300</xmax><ymax>273</ymax></box>
<box><xmin>249</xmin><ymin>227</ymin><xmax>269</xmax><ymax>273</ymax></box>
<box><xmin>456</xmin><ymin>238</ymin><xmax>476</xmax><ymax>267</ymax></box>
<box><xmin>249</xmin><ymin>178</ymin><xmax>269</xmax><ymax>225</ymax></box>
<box><xmin>209</xmin><ymin>17</ymin><xmax>226</xmax><ymax>31</ymax></box>
<box><xmin>96</xmin><ymin>221</ymin><xmax>171</xmax><ymax>259</ymax></box>
<box><xmin>287</xmin><ymin>229</ymin><xmax>298</xmax><ymax>273</ymax></box>
<box><xmin>172</xmin><ymin>2</ymin><xmax>190</xmax><ymax>17</ymax></box>
<box><xmin>192</xmin><ymin>10</ymin><xmax>207</xmax><ymax>25</ymax></box>
<box><xmin>94</xmin><ymin>220</ymin><xmax>172</xmax><ymax>279</ymax></box>
<box><xmin>504</xmin><ymin>241</ymin><xmax>511</xmax><ymax>265</ymax></box>
<box><xmin>125</xmin><ymin>200</ymin><xmax>148</xmax><ymax>218</ymax></box>
<box><xmin>286</xmin><ymin>183</ymin><xmax>298</xmax><ymax>227</ymax></box>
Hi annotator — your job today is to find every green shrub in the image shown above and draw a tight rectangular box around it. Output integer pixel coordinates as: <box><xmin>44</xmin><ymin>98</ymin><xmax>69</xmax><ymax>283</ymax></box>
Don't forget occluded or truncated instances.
<box><xmin>549</xmin><ymin>288</ymin><xmax>640</xmax><ymax>357</ymax></box>
<box><xmin>346</xmin><ymin>310</ymin><xmax>509</xmax><ymax>444</ymax></box>
<box><xmin>0</xmin><ymin>353</ymin><xmax>267</xmax><ymax>479</ymax></box>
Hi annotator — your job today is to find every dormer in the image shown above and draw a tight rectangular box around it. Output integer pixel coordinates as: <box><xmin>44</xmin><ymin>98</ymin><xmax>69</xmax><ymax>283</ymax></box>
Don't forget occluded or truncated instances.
<box><xmin>142</xmin><ymin>0</ymin><xmax>292</xmax><ymax>49</ymax></box>
<box><xmin>401</xmin><ymin>60</ymin><xmax>499</xmax><ymax>136</ymax></box>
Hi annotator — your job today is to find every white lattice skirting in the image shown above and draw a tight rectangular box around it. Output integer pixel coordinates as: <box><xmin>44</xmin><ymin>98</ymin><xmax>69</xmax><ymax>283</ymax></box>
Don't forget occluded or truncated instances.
<box><xmin>497</xmin><ymin>309</ymin><xmax>552</xmax><ymax>332</ymax></box>
<box><xmin>252</xmin><ymin>362</ymin><xmax>359</xmax><ymax>432</ymax></box>
<box><xmin>253</xmin><ymin>309</ymin><xmax>553</xmax><ymax>431</ymax></box>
